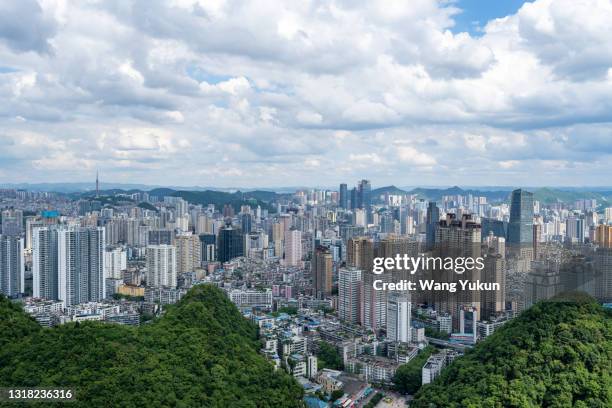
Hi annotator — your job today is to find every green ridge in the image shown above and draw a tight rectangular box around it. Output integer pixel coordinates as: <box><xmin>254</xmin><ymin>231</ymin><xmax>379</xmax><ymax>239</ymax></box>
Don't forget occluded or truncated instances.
<box><xmin>412</xmin><ymin>292</ymin><xmax>612</xmax><ymax>408</ymax></box>
<box><xmin>0</xmin><ymin>285</ymin><xmax>303</xmax><ymax>407</ymax></box>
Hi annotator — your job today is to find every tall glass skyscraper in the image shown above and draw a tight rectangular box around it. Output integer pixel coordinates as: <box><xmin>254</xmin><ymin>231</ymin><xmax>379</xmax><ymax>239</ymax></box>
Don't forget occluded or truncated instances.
<box><xmin>217</xmin><ymin>225</ymin><xmax>244</xmax><ymax>263</ymax></box>
<box><xmin>339</xmin><ymin>183</ymin><xmax>348</xmax><ymax>209</ymax></box>
<box><xmin>426</xmin><ymin>202</ymin><xmax>439</xmax><ymax>250</ymax></box>
<box><xmin>507</xmin><ymin>189</ymin><xmax>534</xmax><ymax>245</ymax></box>
<box><xmin>358</xmin><ymin>179</ymin><xmax>372</xmax><ymax>223</ymax></box>
<box><xmin>0</xmin><ymin>235</ymin><xmax>24</xmax><ymax>297</ymax></box>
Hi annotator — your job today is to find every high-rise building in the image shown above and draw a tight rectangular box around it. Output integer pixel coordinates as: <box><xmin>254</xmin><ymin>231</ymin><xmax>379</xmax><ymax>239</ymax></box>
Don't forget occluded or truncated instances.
<box><xmin>565</xmin><ymin>216</ymin><xmax>585</xmax><ymax>243</ymax></box>
<box><xmin>146</xmin><ymin>245</ymin><xmax>177</xmax><ymax>288</ymax></box>
<box><xmin>199</xmin><ymin>233</ymin><xmax>216</xmax><ymax>262</ymax></box>
<box><xmin>25</xmin><ymin>217</ymin><xmax>45</xmax><ymax>250</ymax></box>
<box><xmin>104</xmin><ymin>247</ymin><xmax>127</xmax><ymax>279</ymax></box>
<box><xmin>272</xmin><ymin>221</ymin><xmax>284</xmax><ymax>258</ymax></box>
<box><xmin>525</xmin><ymin>258</ymin><xmax>562</xmax><ymax>308</ymax></box>
<box><xmin>357</xmin><ymin>179</ymin><xmax>372</xmax><ymax>223</ymax></box>
<box><xmin>595</xmin><ymin>225</ymin><xmax>612</xmax><ymax>248</ymax></box>
<box><xmin>33</xmin><ymin>227</ymin><xmax>106</xmax><ymax>307</ymax></box>
<box><xmin>284</xmin><ymin>228</ymin><xmax>302</xmax><ymax>266</ymax></box>
<box><xmin>175</xmin><ymin>233</ymin><xmax>201</xmax><ymax>274</ymax></box>
<box><xmin>532</xmin><ymin>224</ymin><xmax>542</xmax><ymax>259</ymax></box>
<box><xmin>1</xmin><ymin>209</ymin><xmax>23</xmax><ymax>236</ymax></box>
<box><xmin>338</xmin><ymin>266</ymin><xmax>362</xmax><ymax>324</ymax></box>
<box><xmin>481</xmin><ymin>240</ymin><xmax>506</xmax><ymax>320</ymax></box>
<box><xmin>241</xmin><ymin>213</ymin><xmax>253</xmax><ymax>234</ymax></box>
<box><xmin>507</xmin><ymin>189</ymin><xmax>534</xmax><ymax>246</ymax></box>
<box><xmin>217</xmin><ymin>225</ymin><xmax>244</xmax><ymax>263</ymax></box>
<box><xmin>426</xmin><ymin>202</ymin><xmax>439</xmax><ymax>250</ymax></box>
<box><xmin>595</xmin><ymin>247</ymin><xmax>612</xmax><ymax>302</ymax></box>
<box><xmin>32</xmin><ymin>227</ymin><xmax>58</xmax><ymax>300</ymax></box>
<box><xmin>0</xmin><ymin>235</ymin><xmax>24</xmax><ymax>297</ymax></box>
<box><xmin>347</xmin><ymin>237</ymin><xmax>373</xmax><ymax>269</ymax></box>
<box><xmin>312</xmin><ymin>246</ymin><xmax>332</xmax><ymax>298</ymax></box>
<box><xmin>431</xmin><ymin>214</ymin><xmax>482</xmax><ymax>330</ymax></box>
<box><xmin>148</xmin><ymin>229</ymin><xmax>173</xmax><ymax>246</ymax></box>
<box><xmin>378</xmin><ymin>236</ymin><xmax>419</xmax><ymax>282</ymax></box>
<box><xmin>350</xmin><ymin>187</ymin><xmax>358</xmax><ymax>210</ymax></box>
<box><xmin>481</xmin><ymin>218</ymin><xmax>507</xmax><ymax>241</ymax></box>
<box><xmin>339</xmin><ymin>183</ymin><xmax>348</xmax><ymax>209</ymax></box>
<box><xmin>605</xmin><ymin>208</ymin><xmax>612</xmax><ymax>224</ymax></box>
<box><xmin>386</xmin><ymin>292</ymin><xmax>411</xmax><ymax>343</ymax></box>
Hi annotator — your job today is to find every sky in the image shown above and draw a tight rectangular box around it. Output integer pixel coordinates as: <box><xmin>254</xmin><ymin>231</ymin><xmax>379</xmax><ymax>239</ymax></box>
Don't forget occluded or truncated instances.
<box><xmin>1</xmin><ymin>0</ymin><xmax>612</xmax><ymax>188</ymax></box>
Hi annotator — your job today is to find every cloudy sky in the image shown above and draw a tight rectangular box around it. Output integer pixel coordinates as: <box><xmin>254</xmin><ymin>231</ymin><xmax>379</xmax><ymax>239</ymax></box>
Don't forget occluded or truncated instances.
<box><xmin>1</xmin><ymin>0</ymin><xmax>611</xmax><ymax>188</ymax></box>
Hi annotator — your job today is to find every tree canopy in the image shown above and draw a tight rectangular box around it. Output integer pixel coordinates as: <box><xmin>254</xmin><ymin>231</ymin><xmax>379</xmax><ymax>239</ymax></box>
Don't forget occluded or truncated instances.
<box><xmin>392</xmin><ymin>345</ymin><xmax>436</xmax><ymax>395</ymax></box>
<box><xmin>0</xmin><ymin>285</ymin><xmax>303</xmax><ymax>407</ymax></box>
<box><xmin>412</xmin><ymin>292</ymin><xmax>612</xmax><ymax>408</ymax></box>
<box><xmin>316</xmin><ymin>341</ymin><xmax>344</xmax><ymax>371</ymax></box>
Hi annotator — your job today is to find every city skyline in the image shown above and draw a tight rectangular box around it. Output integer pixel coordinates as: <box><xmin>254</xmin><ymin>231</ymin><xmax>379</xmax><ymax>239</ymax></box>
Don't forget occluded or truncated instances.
<box><xmin>1</xmin><ymin>0</ymin><xmax>612</xmax><ymax>187</ymax></box>
<box><xmin>3</xmin><ymin>178</ymin><xmax>612</xmax><ymax>193</ymax></box>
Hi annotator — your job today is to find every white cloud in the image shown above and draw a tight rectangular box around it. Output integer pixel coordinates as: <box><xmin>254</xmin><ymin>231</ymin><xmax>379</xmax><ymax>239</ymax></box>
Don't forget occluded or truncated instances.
<box><xmin>296</xmin><ymin>110</ymin><xmax>322</xmax><ymax>125</ymax></box>
<box><xmin>396</xmin><ymin>146</ymin><xmax>437</xmax><ymax>166</ymax></box>
<box><xmin>0</xmin><ymin>0</ymin><xmax>611</xmax><ymax>186</ymax></box>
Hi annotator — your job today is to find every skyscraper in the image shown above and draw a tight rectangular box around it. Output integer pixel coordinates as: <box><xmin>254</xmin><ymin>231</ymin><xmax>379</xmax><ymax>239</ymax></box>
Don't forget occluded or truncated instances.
<box><xmin>33</xmin><ymin>226</ymin><xmax>106</xmax><ymax>307</ymax></box>
<box><xmin>425</xmin><ymin>202</ymin><xmax>439</xmax><ymax>251</ymax></box>
<box><xmin>146</xmin><ymin>245</ymin><xmax>177</xmax><ymax>288</ymax></box>
<box><xmin>339</xmin><ymin>183</ymin><xmax>348</xmax><ymax>209</ymax></box>
<box><xmin>175</xmin><ymin>233</ymin><xmax>201</xmax><ymax>274</ymax></box>
<box><xmin>507</xmin><ymin>189</ymin><xmax>534</xmax><ymax>246</ymax></box>
<box><xmin>386</xmin><ymin>292</ymin><xmax>411</xmax><ymax>343</ymax></box>
<box><xmin>432</xmin><ymin>214</ymin><xmax>482</xmax><ymax>330</ymax></box>
<box><xmin>104</xmin><ymin>247</ymin><xmax>127</xmax><ymax>279</ymax></box>
<box><xmin>1</xmin><ymin>209</ymin><xmax>23</xmax><ymax>236</ymax></box>
<box><xmin>481</xmin><ymin>239</ymin><xmax>506</xmax><ymax>320</ymax></box>
<box><xmin>217</xmin><ymin>225</ymin><xmax>244</xmax><ymax>263</ymax></box>
<box><xmin>199</xmin><ymin>233</ymin><xmax>216</xmax><ymax>262</ymax></box>
<box><xmin>350</xmin><ymin>187</ymin><xmax>358</xmax><ymax>210</ymax></box>
<box><xmin>347</xmin><ymin>237</ymin><xmax>373</xmax><ymax>269</ymax></box>
<box><xmin>284</xmin><ymin>228</ymin><xmax>302</xmax><ymax>266</ymax></box>
<box><xmin>338</xmin><ymin>266</ymin><xmax>362</xmax><ymax>324</ymax></box>
<box><xmin>312</xmin><ymin>246</ymin><xmax>332</xmax><ymax>298</ymax></box>
<box><xmin>148</xmin><ymin>229</ymin><xmax>173</xmax><ymax>246</ymax></box>
<box><xmin>0</xmin><ymin>234</ymin><xmax>24</xmax><ymax>297</ymax></box>
<box><xmin>33</xmin><ymin>227</ymin><xmax>58</xmax><ymax>300</ymax></box>
<box><xmin>241</xmin><ymin>213</ymin><xmax>253</xmax><ymax>234</ymax></box>
<box><xmin>357</xmin><ymin>179</ymin><xmax>372</xmax><ymax>223</ymax></box>
<box><xmin>595</xmin><ymin>225</ymin><xmax>612</xmax><ymax>248</ymax></box>
<box><xmin>25</xmin><ymin>217</ymin><xmax>44</xmax><ymax>250</ymax></box>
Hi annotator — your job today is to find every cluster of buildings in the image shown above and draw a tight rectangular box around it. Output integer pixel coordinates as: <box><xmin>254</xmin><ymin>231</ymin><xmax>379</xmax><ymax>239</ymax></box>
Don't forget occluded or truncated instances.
<box><xmin>2</xmin><ymin>179</ymin><xmax>612</xmax><ymax>403</ymax></box>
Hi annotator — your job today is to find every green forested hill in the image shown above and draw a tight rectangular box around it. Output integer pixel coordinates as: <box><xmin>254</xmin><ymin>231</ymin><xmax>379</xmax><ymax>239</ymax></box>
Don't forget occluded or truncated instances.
<box><xmin>412</xmin><ymin>293</ymin><xmax>612</xmax><ymax>408</ymax></box>
<box><xmin>0</xmin><ymin>285</ymin><xmax>303</xmax><ymax>407</ymax></box>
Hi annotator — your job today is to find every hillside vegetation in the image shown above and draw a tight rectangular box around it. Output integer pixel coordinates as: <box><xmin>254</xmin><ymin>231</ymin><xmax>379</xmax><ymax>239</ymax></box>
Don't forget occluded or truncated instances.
<box><xmin>0</xmin><ymin>285</ymin><xmax>303</xmax><ymax>407</ymax></box>
<box><xmin>412</xmin><ymin>293</ymin><xmax>612</xmax><ymax>408</ymax></box>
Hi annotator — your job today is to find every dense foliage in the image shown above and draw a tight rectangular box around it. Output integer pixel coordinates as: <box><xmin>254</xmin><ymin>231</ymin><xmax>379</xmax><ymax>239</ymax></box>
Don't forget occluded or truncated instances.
<box><xmin>364</xmin><ymin>392</ymin><xmax>384</xmax><ymax>408</ymax></box>
<box><xmin>316</xmin><ymin>341</ymin><xmax>344</xmax><ymax>370</ymax></box>
<box><xmin>412</xmin><ymin>293</ymin><xmax>612</xmax><ymax>408</ymax></box>
<box><xmin>424</xmin><ymin>327</ymin><xmax>450</xmax><ymax>340</ymax></box>
<box><xmin>0</xmin><ymin>285</ymin><xmax>303</xmax><ymax>407</ymax></box>
<box><xmin>392</xmin><ymin>345</ymin><xmax>435</xmax><ymax>395</ymax></box>
<box><xmin>168</xmin><ymin>190</ymin><xmax>278</xmax><ymax>213</ymax></box>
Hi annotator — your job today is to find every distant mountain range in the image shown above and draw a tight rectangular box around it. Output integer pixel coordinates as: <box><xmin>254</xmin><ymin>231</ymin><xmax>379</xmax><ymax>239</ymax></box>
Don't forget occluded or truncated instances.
<box><xmin>75</xmin><ymin>188</ymin><xmax>286</xmax><ymax>213</ymax></box>
<box><xmin>0</xmin><ymin>182</ymin><xmax>301</xmax><ymax>194</ymax></box>
<box><xmin>372</xmin><ymin>185</ymin><xmax>612</xmax><ymax>205</ymax></box>
<box><xmin>3</xmin><ymin>182</ymin><xmax>611</xmax><ymax>206</ymax></box>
